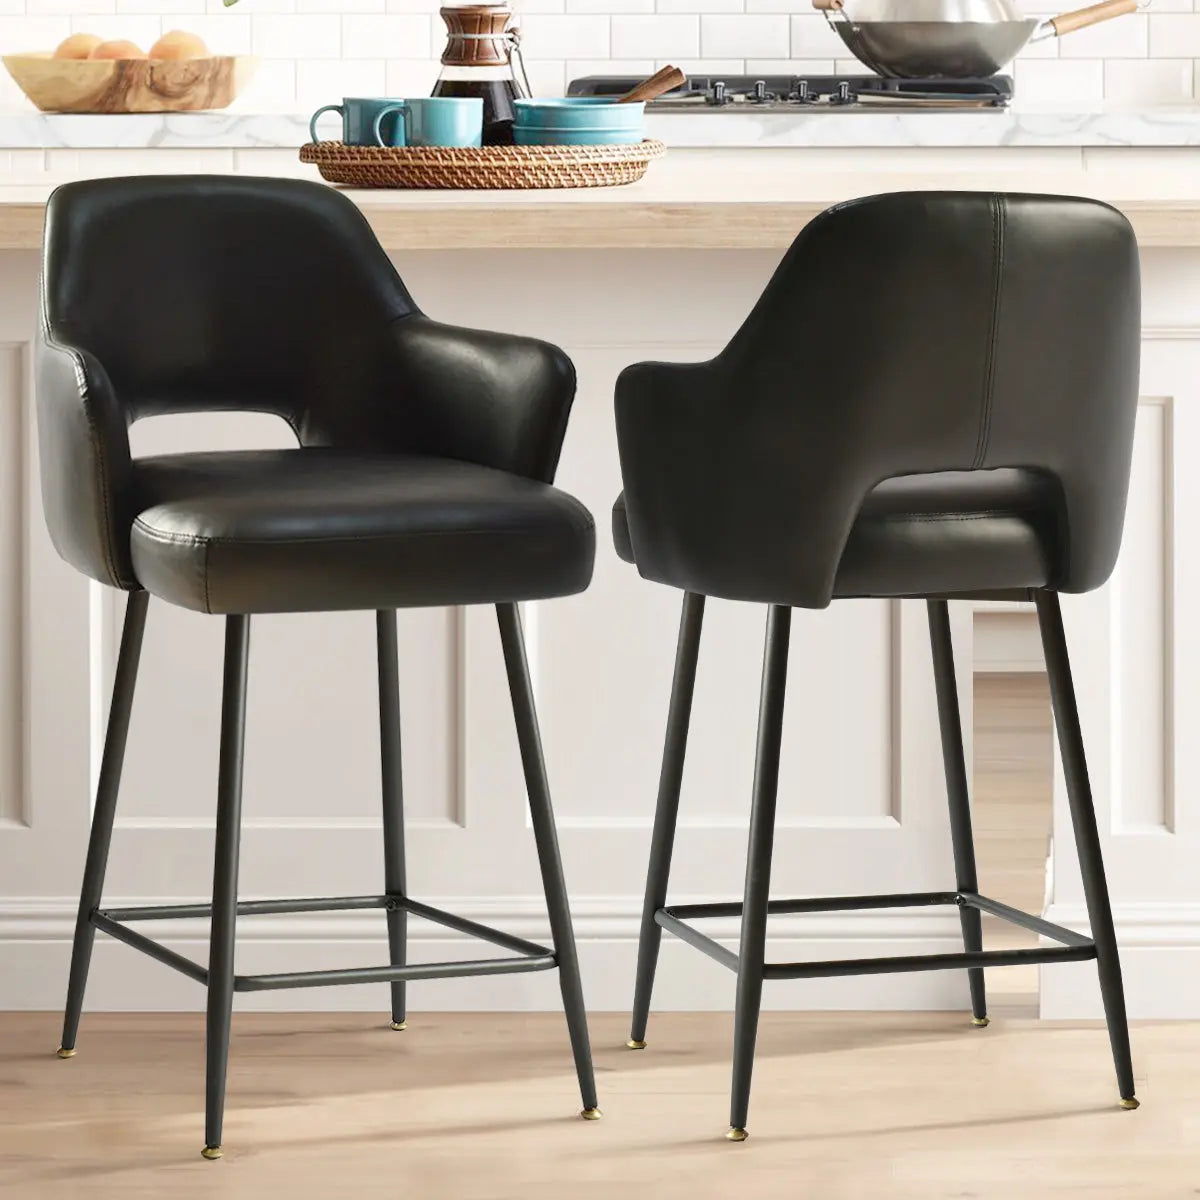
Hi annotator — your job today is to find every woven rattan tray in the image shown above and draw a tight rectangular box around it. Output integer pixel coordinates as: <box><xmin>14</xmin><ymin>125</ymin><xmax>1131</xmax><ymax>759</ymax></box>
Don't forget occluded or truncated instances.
<box><xmin>299</xmin><ymin>139</ymin><xmax>665</xmax><ymax>190</ymax></box>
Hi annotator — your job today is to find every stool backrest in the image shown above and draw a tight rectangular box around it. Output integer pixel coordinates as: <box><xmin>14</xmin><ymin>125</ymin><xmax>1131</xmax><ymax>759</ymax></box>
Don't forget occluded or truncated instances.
<box><xmin>40</xmin><ymin>175</ymin><xmax>414</xmax><ymax>434</ymax></box>
<box><xmin>615</xmin><ymin>191</ymin><xmax>1140</xmax><ymax>607</ymax></box>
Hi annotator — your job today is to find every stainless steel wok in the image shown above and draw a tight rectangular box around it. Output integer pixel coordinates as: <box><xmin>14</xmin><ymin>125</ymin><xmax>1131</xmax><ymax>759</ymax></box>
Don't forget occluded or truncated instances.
<box><xmin>813</xmin><ymin>0</ymin><xmax>1138</xmax><ymax>80</ymax></box>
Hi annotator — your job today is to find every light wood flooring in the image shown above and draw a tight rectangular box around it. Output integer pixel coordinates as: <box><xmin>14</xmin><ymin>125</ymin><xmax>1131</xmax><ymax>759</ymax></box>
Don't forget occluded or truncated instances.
<box><xmin>5</xmin><ymin>672</ymin><xmax>1191</xmax><ymax>1199</ymax></box>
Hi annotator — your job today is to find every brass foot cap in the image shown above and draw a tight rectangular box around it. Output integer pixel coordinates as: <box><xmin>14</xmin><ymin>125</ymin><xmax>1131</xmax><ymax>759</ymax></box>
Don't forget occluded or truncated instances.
<box><xmin>626</xmin><ymin>1038</ymin><xmax>647</xmax><ymax>1050</ymax></box>
<box><xmin>201</xmin><ymin>1146</ymin><xmax>223</xmax><ymax>1161</ymax></box>
<box><xmin>580</xmin><ymin>1108</ymin><xmax>602</xmax><ymax>1121</ymax></box>
<box><xmin>390</xmin><ymin>1021</ymin><xmax>408</xmax><ymax>1032</ymax></box>
<box><xmin>971</xmin><ymin>1016</ymin><xmax>990</xmax><ymax>1027</ymax></box>
<box><xmin>55</xmin><ymin>1046</ymin><xmax>76</xmax><ymax>1059</ymax></box>
<box><xmin>1119</xmin><ymin>1097</ymin><xmax>1140</xmax><ymax>1110</ymax></box>
<box><xmin>726</xmin><ymin>1127</ymin><xmax>749</xmax><ymax>1142</ymax></box>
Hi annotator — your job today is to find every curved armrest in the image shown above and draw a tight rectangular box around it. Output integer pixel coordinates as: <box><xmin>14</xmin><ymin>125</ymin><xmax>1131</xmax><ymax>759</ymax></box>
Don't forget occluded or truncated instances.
<box><xmin>616</xmin><ymin>355</ymin><xmax>868</xmax><ymax>608</ymax></box>
<box><xmin>36</xmin><ymin>324</ymin><xmax>135</xmax><ymax>589</ymax></box>
<box><xmin>386</xmin><ymin>315</ymin><xmax>576</xmax><ymax>484</ymax></box>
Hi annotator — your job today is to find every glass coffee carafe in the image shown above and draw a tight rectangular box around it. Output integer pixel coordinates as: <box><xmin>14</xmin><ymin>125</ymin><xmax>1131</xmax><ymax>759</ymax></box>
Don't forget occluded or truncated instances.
<box><xmin>432</xmin><ymin>3</ymin><xmax>530</xmax><ymax>146</ymax></box>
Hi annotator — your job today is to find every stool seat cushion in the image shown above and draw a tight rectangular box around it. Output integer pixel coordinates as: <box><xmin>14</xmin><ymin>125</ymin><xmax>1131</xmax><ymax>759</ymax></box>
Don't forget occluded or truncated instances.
<box><xmin>612</xmin><ymin>468</ymin><xmax>1056</xmax><ymax>600</ymax></box>
<box><xmin>130</xmin><ymin>449</ymin><xmax>595</xmax><ymax>614</ymax></box>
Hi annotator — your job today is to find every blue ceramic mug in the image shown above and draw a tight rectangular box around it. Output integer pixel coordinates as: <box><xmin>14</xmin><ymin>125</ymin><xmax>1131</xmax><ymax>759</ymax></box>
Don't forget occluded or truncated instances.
<box><xmin>309</xmin><ymin>97</ymin><xmax>407</xmax><ymax>147</ymax></box>
<box><xmin>372</xmin><ymin>97</ymin><xmax>483</xmax><ymax>149</ymax></box>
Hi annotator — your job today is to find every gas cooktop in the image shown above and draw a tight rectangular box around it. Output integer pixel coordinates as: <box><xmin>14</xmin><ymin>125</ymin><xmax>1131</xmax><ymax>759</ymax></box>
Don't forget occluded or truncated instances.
<box><xmin>567</xmin><ymin>74</ymin><xmax>1014</xmax><ymax>110</ymax></box>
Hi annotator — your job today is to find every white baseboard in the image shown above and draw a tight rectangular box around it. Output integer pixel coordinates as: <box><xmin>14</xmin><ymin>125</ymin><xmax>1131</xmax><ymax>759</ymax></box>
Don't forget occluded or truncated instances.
<box><xmin>972</xmin><ymin>609</ymin><xmax>1044</xmax><ymax>673</ymax></box>
<box><xmin>11</xmin><ymin>897</ymin><xmax>1192</xmax><ymax>1016</ymax></box>
<box><xmin>1039</xmin><ymin>902</ymin><xmax>1200</xmax><ymax>1019</ymax></box>
<box><xmin>0</xmin><ymin>895</ymin><xmax>972</xmax><ymax>1013</ymax></box>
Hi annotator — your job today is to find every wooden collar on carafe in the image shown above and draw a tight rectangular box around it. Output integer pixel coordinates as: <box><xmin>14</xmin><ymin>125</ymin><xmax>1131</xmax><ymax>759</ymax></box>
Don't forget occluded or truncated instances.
<box><xmin>440</xmin><ymin>4</ymin><xmax>517</xmax><ymax>67</ymax></box>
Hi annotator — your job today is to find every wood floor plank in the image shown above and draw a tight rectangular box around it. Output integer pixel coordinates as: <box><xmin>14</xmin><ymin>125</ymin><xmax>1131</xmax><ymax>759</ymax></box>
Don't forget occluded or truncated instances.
<box><xmin>0</xmin><ymin>1011</ymin><xmax>1191</xmax><ymax>1200</ymax></box>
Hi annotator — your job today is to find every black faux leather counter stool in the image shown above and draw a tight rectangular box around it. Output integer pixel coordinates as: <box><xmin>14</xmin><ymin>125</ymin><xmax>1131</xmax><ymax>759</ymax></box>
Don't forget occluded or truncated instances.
<box><xmin>612</xmin><ymin>191</ymin><xmax>1142</xmax><ymax>1140</ymax></box>
<box><xmin>37</xmin><ymin>176</ymin><xmax>599</xmax><ymax>1158</ymax></box>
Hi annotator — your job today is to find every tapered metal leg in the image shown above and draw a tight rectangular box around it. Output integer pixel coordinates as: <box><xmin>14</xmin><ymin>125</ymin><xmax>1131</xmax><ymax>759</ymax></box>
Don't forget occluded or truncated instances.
<box><xmin>496</xmin><ymin>603</ymin><xmax>599</xmax><ymax>1117</ymax></box>
<box><xmin>1035</xmin><ymin>591</ymin><xmax>1137</xmax><ymax>1106</ymax></box>
<box><xmin>204</xmin><ymin>615</ymin><xmax>251</xmax><ymax>1160</ymax></box>
<box><xmin>377</xmin><ymin>611</ymin><xmax>408</xmax><ymax>1030</ymax></box>
<box><xmin>729</xmin><ymin>605</ymin><xmax>791</xmax><ymax>1141</ymax></box>
<box><xmin>629</xmin><ymin>592</ymin><xmax>705</xmax><ymax>1050</ymax></box>
<box><xmin>927</xmin><ymin>600</ymin><xmax>988</xmax><ymax>1025</ymax></box>
<box><xmin>58</xmin><ymin>590</ymin><xmax>150</xmax><ymax>1057</ymax></box>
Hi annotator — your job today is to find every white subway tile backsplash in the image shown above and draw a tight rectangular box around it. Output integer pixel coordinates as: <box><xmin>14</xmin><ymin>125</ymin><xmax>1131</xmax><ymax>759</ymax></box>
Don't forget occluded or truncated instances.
<box><xmin>1104</xmin><ymin>57</ymin><xmax>1192</xmax><ymax>103</ymax></box>
<box><xmin>700</xmin><ymin>13</ymin><xmax>785</xmax><ymax>57</ymax></box>
<box><xmin>252</xmin><ymin>13</ymin><xmax>340</xmax><ymax>58</ymax></box>
<box><xmin>1058</xmin><ymin>14</ymin><xmax>1146</xmax><ymax>58</ymax></box>
<box><xmin>0</xmin><ymin>0</ymin><xmax>1190</xmax><ymax>114</ymax></box>
<box><xmin>233</xmin><ymin>57</ymin><xmax>295</xmax><ymax>108</ymax></box>
<box><xmin>383</xmin><ymin>55</ymin><xmax>437</xmax><ymax>93</ymax></box>
<box><xmin>0</xmin><ymin>14</ymin><xmax>69</xmax><ymax>53</ymax></box>
<box><xmin>519</xmin><ymin>13</ymin><xmax>608</xmax><ymax>57</ymax></box>
<box><xmin>27</xmin><ymin>0</ymin><xmax>114</xmax><ymax>15</ymax></box>
<box><xmin>522</xmin><ymin>57</ymin><xmax>567</xmax><ymax>93</ymax></box>
<box><xmin>342</xmin><ymin>12</ymin><xmax>427</xmax><ymax>58</ymax></box>
<box><xmin>122</xmin><ymin>0</ymin><xmax>206</xmax><ymax>15</ymax></box>
<box><xmin>568</xmin><ymin>0</ymin><xmax>651</xmax><ymax>11</ymax></box>
<box><xmin>1149</xmin><ymin>13</ymin><xmax>1200</xmax><ymax>57</ymax></box>
<box><xmin>789</xmin><ymin>12</ymin><xmax>846</xmax><ymax>58</ymax></box>
<box><xmin>69</xmin><ymin>12</ymin><xmax>160</xmax><ymax>42</ymax></box>
<box><xmin>296</xmin><ymin>55</ymin><xmax>384</xmax><ymax>105</ymax></box>
<box><xmin>611</xmin><ymin>13</ymin><xmax>697</xmax><ymax>58</ymax></box>
<box><xmin>659</xmin><ymin>0</ymin><xmax>741</xmax><ymax>11</ymax></box>
<box><xmin>1014</xmin><ymin>57</ymin><xmax>1104</xmax><ymax>104</ymax></box>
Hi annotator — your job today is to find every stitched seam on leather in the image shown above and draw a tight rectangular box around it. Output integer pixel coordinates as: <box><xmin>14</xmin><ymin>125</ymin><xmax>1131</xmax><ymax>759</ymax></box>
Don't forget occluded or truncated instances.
<box><xmin>131</xmin><ymin>519</ymin><xmax>590</xmax><ymax>546</ymax></box>
<box><xmin>973</xmin><ymin>196</ymin><xmax>1005</xmax><ymax>470</ymax></box>
<box><xmin>43</xmin><ymin>308</ymin><xmax>134</xmax><ymax>590</ymax></box>
<box><xmin>203</xmin><ymin>540</ymin><xmax>212</xmax><ymax>614</ymax></box>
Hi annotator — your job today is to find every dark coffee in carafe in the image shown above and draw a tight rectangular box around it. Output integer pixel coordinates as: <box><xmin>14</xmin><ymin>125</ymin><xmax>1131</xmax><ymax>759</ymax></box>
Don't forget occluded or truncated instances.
<box><xmin>432</xmin><ymin>3</ymin><xmax>527</xmax><ymax>146</ymax></box>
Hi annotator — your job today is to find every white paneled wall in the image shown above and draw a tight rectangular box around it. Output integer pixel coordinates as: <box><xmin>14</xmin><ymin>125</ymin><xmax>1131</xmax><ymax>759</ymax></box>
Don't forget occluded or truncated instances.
<box><xmin>1</xmin><ymin>0</ymin><xmax>1200</xmax><ymax>112</ymax></box>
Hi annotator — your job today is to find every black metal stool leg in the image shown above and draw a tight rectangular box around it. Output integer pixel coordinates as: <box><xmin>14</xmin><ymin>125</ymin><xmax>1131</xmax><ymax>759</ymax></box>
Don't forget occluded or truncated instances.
<box><xmin>728</xmin><ymin>604</ymin><xmax>791</xmax><ymax>1142</ymax></box>
<box><xmin>1035</xmin><ymin>591</ymin><xmax>1138</xmax><ymax>1109</ymax></box>
<box><xmin>376</xmin><ymin>610</ymin><xmax>408</xmax><ymax>1031</ymax></box>
<box><xmin>203</xmin><ymin>614</ymin><xmax>251</xmax><ymax>1160</ymax></box>
<box><xmin>58</xmin><ymin>590</ymin><xmax>149</xmax><ymax>1059</ymax></box>
<box><xmin>496</xmin><ymin>603</ymin><xmax>600</xmax><ymax>1119</ymax></box>
<box><xmin>628</xmin><ymin>591</ymin><xmax>705</xmax><ymax>1050</ymax></box>
<box><xmin>927</xmin><ymin>599</ymin><xmax>988</xmax><ymax>1027</ymax></box>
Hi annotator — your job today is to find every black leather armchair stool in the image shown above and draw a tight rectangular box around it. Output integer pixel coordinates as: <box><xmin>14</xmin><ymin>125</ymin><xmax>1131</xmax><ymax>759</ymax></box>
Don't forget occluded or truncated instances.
<box><xmin>613</xmin><ymin>192</ymin><xmax>1142</xmax><ymax>1140</ymax></box>
<box><xmin>38</xmin><ymin>176</ymin><xmax>599</xmax><ymax>1158</ymax></box>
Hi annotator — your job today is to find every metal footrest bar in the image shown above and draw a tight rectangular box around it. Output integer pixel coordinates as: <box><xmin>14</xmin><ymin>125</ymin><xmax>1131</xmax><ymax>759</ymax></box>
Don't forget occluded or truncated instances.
<box><xmin>91</xmin><ymin>912</ymin><xmax>210</xmax><ymax>985</ymax></box>
<box><xmin>655</xmin><ymin>910</ymin><xmax>740</xmax><ymax>972</ymax></box>
<box><xmin>235</xmin><ymin>954</ymin><xmax>557</xmax><ymax>992</ymax></box>
<box><xmin>665</xmin><ymin>891</ymin><xmax>960</xmax><ymax>921</ymax></box>
<box><xmin>958</xmin><ymin>891</ymin><xmax>1095</xmax><ymax>948</ymax></box>
<box><xmin>88</xmin><ymin>893</ymin><xmax>557</xmax><ymax>993</ymax></box>
<box><xmin>402</xmin><ymin>898</ymin><xmax>551</xmax><ymax>958</ymax></box>
<box><xmin>762</xmin><ymin>944</ymin><xmax>1095</xmax><ymax>981</ymax></box>
<box><xmin>100</xmin><ymin>894</ymin><xmax>392</xmax><ymax>922</ymax></box>
<box><xmin>655</xmin><ymin>890</ymin><xmax>1098</xmax><ymax>981</ymax></box>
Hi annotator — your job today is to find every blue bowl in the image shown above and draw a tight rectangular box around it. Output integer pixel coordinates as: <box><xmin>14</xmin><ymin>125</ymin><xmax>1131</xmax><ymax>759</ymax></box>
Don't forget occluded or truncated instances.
<box><xmin>513</xmin><ymin>97</ymin><xmax>645</xmax><ymax>146</ymax></box>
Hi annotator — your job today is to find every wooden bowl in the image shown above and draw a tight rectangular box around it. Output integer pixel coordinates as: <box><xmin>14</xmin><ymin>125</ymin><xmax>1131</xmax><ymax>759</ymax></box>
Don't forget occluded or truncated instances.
<box><xmin>3</xmin><ymin>52</ymin><xmax>256</xmax><ymax>113</ymax></box>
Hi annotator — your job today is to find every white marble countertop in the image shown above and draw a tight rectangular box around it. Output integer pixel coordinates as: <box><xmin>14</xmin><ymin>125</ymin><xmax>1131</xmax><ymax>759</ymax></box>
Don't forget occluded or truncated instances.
<box><xmin>4</xmin><ymin>105</ymin><xmax>1200</xmax><ymax>149</ymax></box>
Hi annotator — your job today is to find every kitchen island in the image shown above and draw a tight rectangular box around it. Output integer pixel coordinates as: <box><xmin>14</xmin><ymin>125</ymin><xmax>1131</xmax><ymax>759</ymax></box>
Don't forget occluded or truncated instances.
<box><xmin>0</xmin><ymin>145</ymin><xmax>1196</xmax><ymax>1021</ymax></box>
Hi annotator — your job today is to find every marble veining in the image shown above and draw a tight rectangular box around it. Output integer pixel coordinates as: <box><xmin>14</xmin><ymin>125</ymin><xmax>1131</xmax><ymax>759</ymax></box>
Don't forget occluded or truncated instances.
<box><xmin>3</xmin><ymin>107</ymin><xmax>1200</xmax><ymax>150</ymax></box>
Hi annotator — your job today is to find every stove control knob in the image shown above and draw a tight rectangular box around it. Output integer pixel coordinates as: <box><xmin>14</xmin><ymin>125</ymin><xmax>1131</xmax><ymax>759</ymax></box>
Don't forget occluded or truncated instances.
<box><xmin>836</xmin><ymin>80</ymin><xmax>851</xmax><ymax>104</ymax></box>
<box><xmin>711</xmin><ymin>80</ymin><xmax>728</xmax><ymax>105</ymax></box>
<box><xmin>796</xmin><ymin>80</ymin><xmax>809</xmax><ymax>103</ymax></box>
<box><xmin>752</xmin><ymin>80</ymin><xmax>768</xmax><ymax>104</ymax></box>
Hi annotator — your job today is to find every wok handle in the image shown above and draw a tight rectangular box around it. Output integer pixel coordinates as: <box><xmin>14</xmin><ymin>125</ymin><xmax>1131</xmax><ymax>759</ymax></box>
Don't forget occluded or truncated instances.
<box><xmin>811</xmin><ymin>0</ymin><xmax>844</xmax><ymax>8</ymax></box>
<box><xmin>619</xmin><ymin>65</ymin><xmax>687</xmax><ymax>104</ymax></box>
<box><xmin>1049</xmin><ymin>0</ymin><xmax>1136</xmax><ymax>37</ymax></box>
